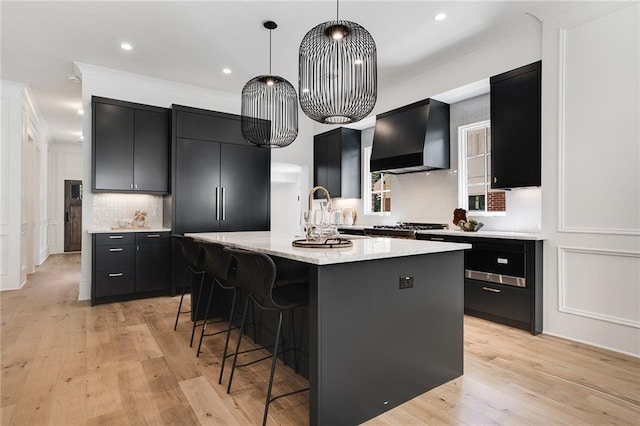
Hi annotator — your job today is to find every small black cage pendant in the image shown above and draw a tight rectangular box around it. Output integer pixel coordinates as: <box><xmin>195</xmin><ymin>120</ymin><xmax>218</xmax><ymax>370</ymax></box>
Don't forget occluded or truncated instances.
<box><xmin>242</xmin><ymin>21</ymin><xmax>298</xmax><ymax>148</ymax></box>
<box><xmin>299</xmin><ymin>18</ymin><xmax>377</xmax><ymax>124</ymax></box>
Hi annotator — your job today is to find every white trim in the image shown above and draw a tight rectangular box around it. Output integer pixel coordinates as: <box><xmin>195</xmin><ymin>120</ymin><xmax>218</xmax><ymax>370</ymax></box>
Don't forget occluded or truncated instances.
<box><xmin>541</xmin><ymin>331</ymin><xmax>640</xmax><ymax>360</ymax></box>
<box><xmin>457</xmin><ymin>120</ymin><xmax>494</xmax><ymax>212</ymax></box>
<box><xmin>363</xmin><ymin>145</ymin><xmax>391</xmax><ymax>215</ymax></box>
<box><xmin>557</xmin><ymin>246</ymin><xmax>640</xmax><ymax>329</ymax></box>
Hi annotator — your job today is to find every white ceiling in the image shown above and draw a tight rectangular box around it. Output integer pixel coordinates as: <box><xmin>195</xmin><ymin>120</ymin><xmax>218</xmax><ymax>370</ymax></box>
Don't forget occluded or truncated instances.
<box><xmin>1</xmin><ymin>1</ymin><xmax>579</xmax><ymax>145</ymax></box>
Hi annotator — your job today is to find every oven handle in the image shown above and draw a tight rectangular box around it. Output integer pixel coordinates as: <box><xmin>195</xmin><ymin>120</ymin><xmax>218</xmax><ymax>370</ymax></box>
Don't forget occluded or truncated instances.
<box><xmin>465</xmin><ymin>269</ymin><xmax>526</xmax><ymax>288</ymax></box>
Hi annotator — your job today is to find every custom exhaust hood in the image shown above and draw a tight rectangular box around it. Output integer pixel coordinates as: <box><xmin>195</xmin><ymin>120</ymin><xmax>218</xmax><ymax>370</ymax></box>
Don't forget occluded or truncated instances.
<box><xmin>370</xmin><ymin>98</ymin><xmax>450</xmax><ymax>174</ymax></box>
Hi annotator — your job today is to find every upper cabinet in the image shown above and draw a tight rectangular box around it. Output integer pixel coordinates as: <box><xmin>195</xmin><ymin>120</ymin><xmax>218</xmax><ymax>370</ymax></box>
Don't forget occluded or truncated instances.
<box><xmin>314</xmin><ymin>127</ymin><xmax>361</xmax><ymax>199</ymax></box>
<box><xmin>490</xmin><ymin>61</ymin><xmax>541</xmax><ymax>189</ymax></box>
<box><xmin>92</xmin><ymin>97</ymin><xmax>170</xmax><ymax>193</ymax></box>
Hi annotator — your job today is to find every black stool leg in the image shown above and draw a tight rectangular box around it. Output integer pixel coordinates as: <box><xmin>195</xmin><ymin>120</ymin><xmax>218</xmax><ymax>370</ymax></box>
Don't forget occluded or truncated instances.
<box><xmin>263</xmin><ymin>311</ymin><xmax>284</xmax><ymax>426</ymax></box>
<box><xmin>227</xmin><ymin>296</ymin><xmax>250</xmax><ymax>394</ymax></box>
<box><xmin>190</xmin><ymin>272</ymin><xmax>206</xmax><ymax>347</ymax></box>
<box><xmin>174</xmin><ymin>268</ymin><xmax>191</xmax><ymax>331</ymax></box>
<box><xmin>218</xmin><ymin>287</ymin><xmax>238</xmax><ymax>384</ymax></box>
<box><xmin>196</xmin><ymin>279</ymin><xmax>216</xmax><ymax>357</ymax></box>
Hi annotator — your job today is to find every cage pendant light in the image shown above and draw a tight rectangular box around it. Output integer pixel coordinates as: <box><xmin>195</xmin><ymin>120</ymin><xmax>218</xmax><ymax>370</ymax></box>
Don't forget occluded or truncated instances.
<box><xmin>298</xmin><ymin>0</ymin><xmax>377</xmax><ymax>124</ymax></box>
<box><xmin>241</xmin><ymin>21</ymin><xmax>298</xmax><ymax>148</ymax></box>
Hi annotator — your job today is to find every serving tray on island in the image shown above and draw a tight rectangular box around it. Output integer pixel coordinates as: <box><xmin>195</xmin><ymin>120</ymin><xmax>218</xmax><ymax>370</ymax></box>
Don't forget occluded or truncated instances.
<box><xmin>292</xmin><ymin>237</ymin><xmax>353</xmax><ymax>249</ymax></box>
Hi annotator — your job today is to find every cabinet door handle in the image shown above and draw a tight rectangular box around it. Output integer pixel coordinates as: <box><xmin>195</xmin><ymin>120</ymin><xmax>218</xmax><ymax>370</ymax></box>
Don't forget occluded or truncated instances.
<box><xmin>108</xmin><ymin>273</ymin><xmax>124</xmax><ymax>277</ymax></box>
<box><xmin>482</xmin><ymin>287</ymin><xmax>502</xmax><ymax>293</ymax></box>
<box><xmin>146</xmin><ymin>234</ymin><xmax>160</xmax><ymax>238</ymax></box>
<box><xmin>215</xmin><ymin>187</ymin><xmax>220</xmax><ymax>221</ymax></box>
<box><xmin>109</xmin><ymin>248</ymin><xmax>123</xmax><ymax>252</ymax></box>
<box><xmin>130</xmin><ymin>183</ymin><xmax>134</xmax><ymax>189</ymax></box>
<box><xmin>134</xmin><ymin>183</ymin><xmax>138</xmax><ymax>189</ymax></box>
<box><xmin>221</xmin><ymin>187</ymin><xmax>226</xmax><ymax>221</ymax></box>
<box><xmin>497</xmin><ymin>257</ymin><xmax>508</xmax><ymax>264</ymax></box>
<box><xmin>109</xmin><ymin>235</ymin><xmax>123</xmax><ymax>239</ymax></box>
<box><xmin>431</xmin><ymin>237</ymin><xmax>445</xmax><ymax>241</ymax></box>
<box><xmin>493</xmin><ymin>177</ymin><xmax>498</xmax><ymax>183</ymax></box>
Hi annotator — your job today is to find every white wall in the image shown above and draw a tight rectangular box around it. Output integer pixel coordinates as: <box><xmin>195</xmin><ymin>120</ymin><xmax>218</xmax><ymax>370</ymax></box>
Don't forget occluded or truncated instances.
<box><xmin>1</xmin><ymin>81</ymin><xmax>50</xmax><ymax>291</ymax></box>
<box><xmin>76</xmin><ymin>63</ymin><xmax>315</xmax><ymax>300</ymax></box>
<box><xmin>48</xmin><ymin>144</ymin><xmax>82</xmax><ymax>254</ymax></box>
<box><xmin>541</xmin><ymin>2</ymin><xmax>640</xmax><ymax>356</ymax></box>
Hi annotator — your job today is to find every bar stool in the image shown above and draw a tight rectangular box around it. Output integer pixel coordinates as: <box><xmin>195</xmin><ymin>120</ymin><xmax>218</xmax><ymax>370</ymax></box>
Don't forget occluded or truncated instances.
<box><xmin>224</xmin><ymin>247</ymin><xmax>309</xmax><ymax>426</ymax></box>
<box><xmin>171</xmin><ymin>234</ymin><xmax>205</xmax><ymax>331</ymax></box>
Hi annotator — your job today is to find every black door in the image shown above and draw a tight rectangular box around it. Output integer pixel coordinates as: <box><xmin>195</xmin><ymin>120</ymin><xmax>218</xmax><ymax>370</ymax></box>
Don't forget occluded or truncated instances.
<box><xmin>64</xmin><ymin>180</ymin><xmax>82</xmax><ymax>252</ymax></box>
<box><xmin>220</xmin><ymin>143</ymin><xmax>270</xmax><ymax>231</ymax></box>
<box><xmin>135</xmin><ymin>242</ymin><xmax>170</xmax><ymax>292</ymax></box>
<box><xmin>174</xmin><ymin>138</ymin><xmax>221</xmax><ymax>233</ymax></box>
<box><xmin>93</xmin><ymin>103</ymin><xmax>134</xmax><ymax>190</ymax></box>
<box><xmin>134</xmin><ymin>108</ymin><xmax>170</xmax><ymax>192</ymax></box>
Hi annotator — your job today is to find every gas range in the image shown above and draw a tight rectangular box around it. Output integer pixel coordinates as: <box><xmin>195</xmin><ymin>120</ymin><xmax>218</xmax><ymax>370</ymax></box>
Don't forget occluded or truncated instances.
<box><xmin>364</xmin><ymin>223</ymin><xmax>448</xmax><ymax>239</ymax></box>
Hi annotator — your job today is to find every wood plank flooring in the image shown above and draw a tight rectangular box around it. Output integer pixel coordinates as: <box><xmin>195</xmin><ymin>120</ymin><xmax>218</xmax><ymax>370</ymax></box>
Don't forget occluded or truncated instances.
<box><xmin>1</xmin><ymin>253</ymin><xmax>638</xmax><ymax>425</ymax></box>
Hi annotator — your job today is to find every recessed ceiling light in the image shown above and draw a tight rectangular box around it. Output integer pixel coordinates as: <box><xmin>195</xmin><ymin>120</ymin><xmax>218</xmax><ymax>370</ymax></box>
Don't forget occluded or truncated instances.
<box><xmin>121</xmin><ymin>42</ymin><xmax>133</xmax><ymax>51</ymax></box>
<box><xmin>223</xmin><ymin>68</ymin><xmax>232</xmax><ymax>74</ymax></box>
<box><xmin>78</xmin><ymin>108</ymin><xmax>84</xmax><ymax>115</ymax></box>
<box><xmin>435</xmin><ymin>12</ymin><xmax>447</xmax><ymax>21</ymax></box>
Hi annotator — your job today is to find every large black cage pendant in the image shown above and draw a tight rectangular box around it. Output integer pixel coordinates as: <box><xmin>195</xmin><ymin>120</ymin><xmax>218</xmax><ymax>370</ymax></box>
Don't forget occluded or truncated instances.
<box><xmin>299</xmin><ymin>20</ymin><xmax>377</xmax><ymax>124</ymax></box>
<box><xmin>241</xmin><ymin>75</ymin><xmax>298</xmax><ymax>148</ymax></box>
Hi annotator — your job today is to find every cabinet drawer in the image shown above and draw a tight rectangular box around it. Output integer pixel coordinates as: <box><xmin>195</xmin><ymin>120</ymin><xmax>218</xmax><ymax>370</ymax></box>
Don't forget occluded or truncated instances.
<box><xmin>94</xmin><ymin>245</ymin><xmax>135</xmax><ymax>272</ymax></box>
<box><xmin>95</xmin><ymin>233</ymin><xmax>135</xmax><ymax>246</ymax></box>
<box><xmin>135</xmin><ymin>232</ymin><xmax>170</xmax><ymax>244</ymax></box>
<box><xmin>95</xmin><ymin>270</ymin><xmax>135</xmax><ymax>297</ymax></box>
<box><xmin>465</xmin><ymin>242</ymin><xmax>525</xmax><ymax>278</ymax></box>
<box><xmin>464</xmin><ymin>280</ymin><xmax>530</xmax><ymax>324</ymax></box>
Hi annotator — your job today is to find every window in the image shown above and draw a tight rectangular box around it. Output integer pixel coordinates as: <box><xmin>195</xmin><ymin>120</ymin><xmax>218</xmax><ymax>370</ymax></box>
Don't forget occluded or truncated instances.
<box><xmin>363</xmin><ymin>145</ymin><xmax>391</xmax><ymax>214</ymax></box>
<box><xmin>458</xmin><ymin>121</ymin><xmax>505</xmax><ymax>214</ymax></box>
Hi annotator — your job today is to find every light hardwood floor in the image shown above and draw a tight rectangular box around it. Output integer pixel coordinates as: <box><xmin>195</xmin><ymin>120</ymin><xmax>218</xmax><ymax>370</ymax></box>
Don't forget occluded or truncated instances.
<box><xmin>1</xmin><ymin>253</ymin><xmax>638</xmax><ymax>425</ymax></box>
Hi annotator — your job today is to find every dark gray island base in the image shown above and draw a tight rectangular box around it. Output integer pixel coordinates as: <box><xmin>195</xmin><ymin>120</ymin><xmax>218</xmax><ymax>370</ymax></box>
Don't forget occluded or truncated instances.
<box><xmin>188</xmin><ymin>232</ymin><xmax>467</xmax><ymax>425</ymax></box>
<box><xmin>308</xmin><ymin>252</ymin><xmax>463</xmax><ymax>425</ymax></box>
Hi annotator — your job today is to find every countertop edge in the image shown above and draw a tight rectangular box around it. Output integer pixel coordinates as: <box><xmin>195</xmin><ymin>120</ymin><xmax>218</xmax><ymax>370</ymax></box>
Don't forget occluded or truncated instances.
<box><xmin>415</xmin><ymin>229</ymin><xmax>545</xmax><ymax>240</ymax></box>
<box><xmin>88</xmin><ymin>228</ymin><xmax>172</xmax><ymax>234</ymax></box>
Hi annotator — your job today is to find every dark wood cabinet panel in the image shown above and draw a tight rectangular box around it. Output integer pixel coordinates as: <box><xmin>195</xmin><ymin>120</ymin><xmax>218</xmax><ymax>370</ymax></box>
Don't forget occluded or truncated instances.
<box><xmin>490</xmin><ymin>61</ymin><xmax>541</xmax><ymax>189</ymax></box>
<box><xmin>313</xmin><ymin>127</ymin><xmax>361</xmax><ymax>199</ymax></box>
<box><xmin>93</xmin><ymin>102</ymin><xmax>134</xmax><ymax>191</ymax></box>
<box><xmin>92</xmin><ymin>231</ymin><xmax>170</xmax><ymax>305</ymax></box>
<box><xmin>92</xmin><ymin>97</ymin><xmax>170</xmax><ymax>194</ymax></box>
<box><xmin>134</xmin><ymin>108</ymin><xmax>170</xmax><ymax>192</ymax></box>
<box><xmin>174</xmin><ymin>138</ymin><xmax>221</xmax><ymax>234</ymax></box>
<box><xmin>220</xmin><ymin>143</ymin><xmax>270</xmax><ymax>231</ymax></box>
<box><xmin>171</xmin><ymin>106</ymin><xmax>271</xmax><ymax>296</ymax></box>
<box><xmin>135</xmin><ymin>241</ymin><xmax>170</xmax><ymax>293</ymax></box>
<box><xmin>416</xmin><ymin>233</ymin><xmax>542</xmax><ymax>334</ymax></box>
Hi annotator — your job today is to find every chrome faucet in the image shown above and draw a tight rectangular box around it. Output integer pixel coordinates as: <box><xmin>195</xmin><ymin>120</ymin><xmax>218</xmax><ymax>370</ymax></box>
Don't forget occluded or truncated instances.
<box><xmin>306</xmin><ymin>186</ymin><xmax>332</xmax><ymax>240</ymax></box>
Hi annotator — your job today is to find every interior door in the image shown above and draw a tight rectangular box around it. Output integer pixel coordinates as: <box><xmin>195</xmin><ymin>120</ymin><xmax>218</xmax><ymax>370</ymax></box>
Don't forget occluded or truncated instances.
<box><xmin>64</xmin><ymin>180</ymin><xmax>82</xmax><ymax>252</ymax></box>
<box><xmin>220</xmin><ymin>143</ymin><xmax>270</xmax><ymax>231</ymax></box>
<box><xmin>174</xmin><ymin>138</ymin><xmax>221</xmax><ymax>233</ymax></box>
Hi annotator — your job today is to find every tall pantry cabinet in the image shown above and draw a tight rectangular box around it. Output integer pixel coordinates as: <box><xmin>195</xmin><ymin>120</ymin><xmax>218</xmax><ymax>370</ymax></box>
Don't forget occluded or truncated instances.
<box><xmin>171</xmin><ymin>105</ymin><xmax>270</xmax><ymax>295</ymax></box>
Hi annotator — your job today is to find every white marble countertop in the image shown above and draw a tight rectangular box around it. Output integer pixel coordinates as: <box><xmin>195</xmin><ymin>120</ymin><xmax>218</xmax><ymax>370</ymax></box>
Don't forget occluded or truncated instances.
<box><xmin>187</xmin><ymin>231</ymin><xmax>471</xmax><ymax>265</ymax></box>
<box><xmin>88</xmin><ymin>227</ymin><xmax>172</xmax><ymax>234</ymax></box>
<box><xmin>415</xmin><ymin>229</ymin><xmax>545</xmax><ymax>240</ymax></box>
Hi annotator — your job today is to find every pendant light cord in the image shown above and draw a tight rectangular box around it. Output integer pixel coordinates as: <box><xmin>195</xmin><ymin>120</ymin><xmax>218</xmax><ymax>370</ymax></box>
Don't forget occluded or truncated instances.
<box><xmin>336</xmin><ymin>0</ymin><xmax>339</xmax><ymax>22</ymax></box>
<box><xmin>269</xmin><ymin>29</ymin><xmax>272</xmax><ymax>75</ymax></box>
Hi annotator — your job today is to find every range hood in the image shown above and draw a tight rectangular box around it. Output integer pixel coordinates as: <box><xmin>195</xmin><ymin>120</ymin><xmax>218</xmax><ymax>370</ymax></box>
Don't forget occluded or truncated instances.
<box><xmin>370</xmin><ymin>98</ymin><xmax>450</xmax><ymax>174</ymax></box>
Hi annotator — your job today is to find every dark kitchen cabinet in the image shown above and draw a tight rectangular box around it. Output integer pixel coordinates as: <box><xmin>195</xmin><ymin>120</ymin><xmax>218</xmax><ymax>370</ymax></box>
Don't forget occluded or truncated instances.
<box><xmin>135</xmin><ymin>232</ymin><xmax>171</xmax><ymax>293</ymax></box>
<box><xmin>416</xmin><ymin>232</ymin><xmax>542</xmax><ymax>334</ymax></box>
<box><xmin>171</xmin><ymin>105</ymin><xmax>270</xmax><ymax>295</ymax></box>
<box><xmin>91</xmin><ymin>231</ymin><xmax>171</xmax><ymax>305</ymax></box>
<box><xmin>490</xmin><ymin>61</ymin><xmax>541</xmax><ymax>189</ymax></box>
<box><xmin>314</xmin><ymin>127</ymin><xmax>361</xmax><ymax>199</ymax></box>
<box><xmin>92</xmin><ymin>97</ymin><xmax>170</xmax><ymax>194</ymax></box>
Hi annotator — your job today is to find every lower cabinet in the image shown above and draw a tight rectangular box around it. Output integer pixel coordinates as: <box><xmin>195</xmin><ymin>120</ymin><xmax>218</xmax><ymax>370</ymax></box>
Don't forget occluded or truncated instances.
<box><xmin>92</xmin><ymin>231</ymin><xmax>171</xmax><ymax>305</ymax></box>
<box><xmin>416</xmin><ymin>233</ymin><xmax>542</xmax><ymax>335</ymax></box>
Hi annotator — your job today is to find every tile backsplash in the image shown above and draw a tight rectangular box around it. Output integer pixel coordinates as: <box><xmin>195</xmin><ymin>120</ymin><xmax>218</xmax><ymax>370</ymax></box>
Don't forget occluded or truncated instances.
<box><xmin>92</xmin><ymin>193</ymin><xmax>164</xmax><ymax>229</ymax></box>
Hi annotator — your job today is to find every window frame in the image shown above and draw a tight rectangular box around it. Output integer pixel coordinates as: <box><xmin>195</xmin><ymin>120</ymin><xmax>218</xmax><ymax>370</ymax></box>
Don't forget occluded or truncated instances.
<box><xmin>363</xmin><ymin>145</ymin><xmax>391</xmax><ymax>216</ymax></box>
<box><xmin>458</xmin><ymin>120</ymin><xmax>505</xmax><ymax>216</ymax></box>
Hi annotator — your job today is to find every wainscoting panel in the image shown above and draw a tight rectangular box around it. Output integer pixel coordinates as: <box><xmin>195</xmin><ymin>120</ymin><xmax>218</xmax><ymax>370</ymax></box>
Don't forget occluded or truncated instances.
<box><xmin>558</xmin><ymin>246</ymin><xmax>640</xmax><ymax>328</ymax></box>
<box><xmin>558</xmin><ymin>3</ymin><xmax>639</xmax><ymax>235</ymax></box>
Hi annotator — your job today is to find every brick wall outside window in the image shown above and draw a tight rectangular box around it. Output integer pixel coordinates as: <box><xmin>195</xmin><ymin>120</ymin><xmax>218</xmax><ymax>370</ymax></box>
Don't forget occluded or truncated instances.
<box><xmin>488</xmin><ymin>191</ymin><xmax>506</xmax><ymax>212</ymax></box>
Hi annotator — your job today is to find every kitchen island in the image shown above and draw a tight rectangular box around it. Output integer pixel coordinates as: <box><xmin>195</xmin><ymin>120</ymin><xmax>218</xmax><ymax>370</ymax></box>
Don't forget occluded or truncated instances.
<box><xmin>188</xmin><ymin>231</ymin><xmax>470</xmax><ymax>425</ymax></box>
